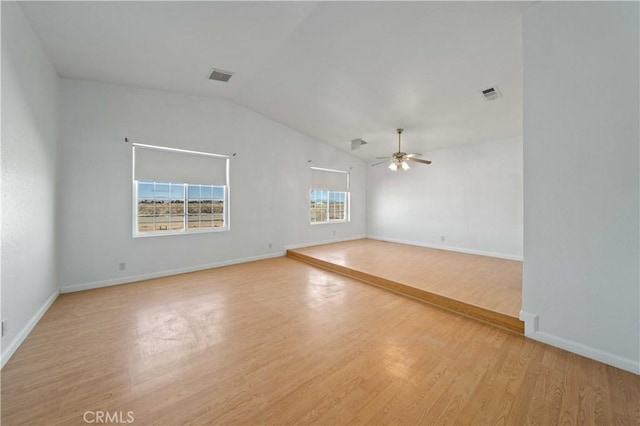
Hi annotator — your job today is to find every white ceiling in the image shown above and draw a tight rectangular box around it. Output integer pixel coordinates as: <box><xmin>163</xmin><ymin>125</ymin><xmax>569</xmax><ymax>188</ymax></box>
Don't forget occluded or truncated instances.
<box><xmin>19</xmin><ymin>1</ymin><xmax>529</xmax><ymax>160</ymax></box>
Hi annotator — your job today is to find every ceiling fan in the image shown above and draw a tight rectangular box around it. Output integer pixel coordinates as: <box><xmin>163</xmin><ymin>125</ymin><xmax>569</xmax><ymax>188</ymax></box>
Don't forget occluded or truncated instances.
<box><xmin>371</xmin><ymin>129</ymin><xmax>432</xmax><ymax>171</ymax></box>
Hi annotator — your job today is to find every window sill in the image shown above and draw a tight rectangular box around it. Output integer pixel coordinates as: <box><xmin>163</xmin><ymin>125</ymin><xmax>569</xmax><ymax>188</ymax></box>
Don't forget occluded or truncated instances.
<box><xmin>310</xmin><ymin>220</ymin><xmax>349</xmax><ymax>225</ymax></box>
<box><xmin>133</xmin><ymin>227</ymin><xmax>228</xmax><ymax>238</ymax></box>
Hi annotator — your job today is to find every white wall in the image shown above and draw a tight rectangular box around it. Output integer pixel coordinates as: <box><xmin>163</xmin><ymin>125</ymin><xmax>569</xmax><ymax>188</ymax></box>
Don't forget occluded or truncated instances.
<box><xmin>1</xmin><ymin>2</ymin><xmax>60</xmax><ymax>366</ymax></box>
<box><xmin>522</xmin><ymin>1</ymin><xmax>639</xmax><ymax>373</ymax></box>
<box><xmin>58</xmin><ymin>80</ymin><xmax>366</xmax><ymax>292</ymax></box>
<box><xmin>367</xmin><ymin>137</ymin><xmax>523</xmax><ymax>259</ymax></box>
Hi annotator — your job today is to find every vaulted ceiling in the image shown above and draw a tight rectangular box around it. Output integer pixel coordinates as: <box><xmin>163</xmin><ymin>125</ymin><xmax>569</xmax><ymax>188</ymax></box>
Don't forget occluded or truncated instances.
<box><xmin>19</xmin><ymin>1</ymin><xmax>528</xmax><ymax>160</ymax></box>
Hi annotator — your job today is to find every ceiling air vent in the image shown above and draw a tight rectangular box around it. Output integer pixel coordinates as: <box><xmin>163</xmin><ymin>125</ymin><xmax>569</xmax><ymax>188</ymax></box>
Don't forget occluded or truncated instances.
<box><xmin>208</xmin><ymin>68</ymin><xmax>235</xmax><ymax>82</ymax></box>
<box><xmin>480</xmin><ymin>86</ymin><xmax>501</xmax><ymax>101</ymax></box>
<box><xmin>351</xmin><ymin>138</ymin><xmax>368</xmax><ymax>150</ymax></box>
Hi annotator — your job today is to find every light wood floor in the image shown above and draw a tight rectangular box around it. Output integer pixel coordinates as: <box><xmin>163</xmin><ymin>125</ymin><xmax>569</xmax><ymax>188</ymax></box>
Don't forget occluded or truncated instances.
<box><xmin>289</xmin><ymin>239</ymin><xmax>523</xmax><ymax>332</ymax></box>
<box><xmin>2</xmin><ymin>257</ymin><xmax>638</xmax><ymax>425</ymax></box>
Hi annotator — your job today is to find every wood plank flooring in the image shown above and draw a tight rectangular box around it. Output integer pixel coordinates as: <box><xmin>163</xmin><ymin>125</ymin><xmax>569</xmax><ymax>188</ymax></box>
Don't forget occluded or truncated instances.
<box><xmin>288</xmin><ymin>239</ymin><xmax>523</xmax><ymax>333</ymax></box>
<box><xmin>2</xmin><ymin>257</ymin><xmax>638</xmax><ymax>425</ymax></box>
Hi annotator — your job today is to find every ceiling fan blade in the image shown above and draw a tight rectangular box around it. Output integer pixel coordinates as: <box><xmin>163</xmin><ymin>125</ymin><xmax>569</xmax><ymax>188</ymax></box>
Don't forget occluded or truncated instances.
<box><xmin>375</xmin><ymin>156</ymin><xmax>393</xmax><ymax>159</ymax></box>
<box><xmin>371</xmin><ymin>159</ymin><xmax>391</xmax><ymax>167</ymax></box>
<box><xmin>407</xmin><ymin>157</ymin><xmax>432</xmax><ymax>165</ymax></box>
<box><xmin>407</xmin><ymin>153</ymin><xmax>422</xmax><ymax>157</ymax></box>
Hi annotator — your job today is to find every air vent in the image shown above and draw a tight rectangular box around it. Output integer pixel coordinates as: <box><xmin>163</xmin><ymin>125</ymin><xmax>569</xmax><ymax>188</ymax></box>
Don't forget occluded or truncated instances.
<box><xmin>351</xmin><ymin>138</ymin><xmax>368</xmax><ymax>150</ymax></box>
<box><xmin>480</xmin><ymin>86</ymin><xmax>501</xmax><ymax>101</ymax></box>
<box><xmin>208</xmin><ymin>68</ymin><xmax>235</xmax><ymax>82</ymax></box>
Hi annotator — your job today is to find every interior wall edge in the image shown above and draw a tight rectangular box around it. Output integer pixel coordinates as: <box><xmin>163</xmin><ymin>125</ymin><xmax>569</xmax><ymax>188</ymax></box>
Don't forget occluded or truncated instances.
<box><xmin>1</xmin><ymin>1</ymin><xmax>61</xmax><ymax>370</ymax></box>
<box><xmin>0</xmin><ymin>289</ymin><xmax>60</xmax><ymax>369</ymax></box>
<box><xmin>367</xmin><ymin>236</ymin><xmax>523</xmax><ymax>261</ymax></box>
<box><xmin>518</xmin><ymin>310</ymin><xmax>538</xmax><ymax>335</ymax></box>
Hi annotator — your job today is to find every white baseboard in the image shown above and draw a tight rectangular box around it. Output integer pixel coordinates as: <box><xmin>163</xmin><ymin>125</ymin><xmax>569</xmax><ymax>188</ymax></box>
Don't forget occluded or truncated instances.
<box><xmin>60</xmin><ymin>252</ymin><xmax>285</xmax><ymax>294</ymax></box>
<box><xmin>1</xmin><ymin>289</ymin><xmax>60</xmax><ymax>368</ymax></box>
<box><xmin>62</xmin><ymin>234</ymin><xmax>368</xmax><ymax>293</ymax></box>
<box><xmin>284</xmin><ymin>235</ymin><xmax>367</xmax><ymax>251</ymax></box>
<box><xmin>519</xmin><ymin>310</ymin><xmax>539</xmax><ymax>335</ymax></box>
<box><xmin>367</xmin><ymin>236</ymin><xmax>523</xmax><ymax>261</ymax></box>
<box><xmin>528</xmin><ymin>331</ymin><xmax>639</xmax><ymax>375</ymax></box>
<box><xmin>519</xmin><ymin>310</ymin><xmax>639</xmax><ymax>375</ymax></box>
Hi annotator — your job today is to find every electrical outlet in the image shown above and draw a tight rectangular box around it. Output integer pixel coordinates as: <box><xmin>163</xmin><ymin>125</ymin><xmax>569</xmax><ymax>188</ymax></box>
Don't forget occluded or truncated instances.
<box><xmin>440</xmin><ymin>236</ymin><xmax>445</xmax><ymax>242</ymax></box>
<box><xmin>2</xmin><ymin>320</ymin><xmax>6</xmax><ymax>337</ymax></box>
<box><xmin>268</xmin><ymin>243</ymin><xmax>272</xmax><ymax>249</ymax></box>
<box><xmin>118</xmin><ymin>262</ymin><xmax>126</xmax><ymax>271</ymax></box>
<box><xmin>332</xmin><ymin>230</ymin><xmax>336</xmax><ymax>236</ymax></box>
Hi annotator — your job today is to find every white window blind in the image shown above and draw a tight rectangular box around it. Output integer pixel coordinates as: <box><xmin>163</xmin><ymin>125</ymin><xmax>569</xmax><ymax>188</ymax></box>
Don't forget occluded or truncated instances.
<box><xmin>133</xmin><ymin>144</ymin><xmax>228</xmax><ymax>185</ymax></box>
<box><xmin>310</xmin><ymin>167</ymin><xmax>349</xmax><ymax>191</ymax></box>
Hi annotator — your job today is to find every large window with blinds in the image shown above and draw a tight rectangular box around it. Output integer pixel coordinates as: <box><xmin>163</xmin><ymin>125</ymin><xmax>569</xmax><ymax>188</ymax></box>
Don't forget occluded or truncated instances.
<box><xmin>133</xmin><ymin>143</ymin><xmax>229</xmax><ymax>236</ymax></box>
<box><xmin>310</xmin><ymin>167</ymin><xmax>350</xmax><ymax>224</ymax></box>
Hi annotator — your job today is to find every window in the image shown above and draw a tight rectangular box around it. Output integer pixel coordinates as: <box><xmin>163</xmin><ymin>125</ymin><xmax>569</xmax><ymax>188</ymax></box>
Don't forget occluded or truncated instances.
<box><xmin>137</xmin><ymin>182</ymin><xmax>185</xmax><ymax>232</ymax></box>
<box><xmin>310</xmin><ymin>167</ymin><xmax>349</xmax><ymax>224</ymax></box>
<box><xmin>187</xmin><ymin>184</ymin><xmax>225</xmax><ymax>229</ymax></box>
<box><xmin>133</xmin><ymin>144</ymin><xmax>229</xmax><ymax>236</ymax></box>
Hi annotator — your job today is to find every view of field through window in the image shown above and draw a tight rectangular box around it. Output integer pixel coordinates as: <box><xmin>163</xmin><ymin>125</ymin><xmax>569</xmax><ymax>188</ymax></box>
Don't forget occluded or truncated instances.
<box><xmin>137</xmin><ymin>182</ymin><xmax>225</xmax><ymax>233</ymax></box>
<box><xmin>310</xmin><ymin>190</ymin><xmax>347</xmax><ymax>223</ymax></box>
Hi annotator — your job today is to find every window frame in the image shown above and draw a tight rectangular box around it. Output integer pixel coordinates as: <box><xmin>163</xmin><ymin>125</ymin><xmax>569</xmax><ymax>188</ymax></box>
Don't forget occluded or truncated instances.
<box><xmin>132</xmin><ymin>143</ymin><xmax>230</xmax><ymax>238</ymax></box>
<box><xmin>309</xmin><ymin>167</ymin><xmax>350</xmax><ymax>225</ymax></box>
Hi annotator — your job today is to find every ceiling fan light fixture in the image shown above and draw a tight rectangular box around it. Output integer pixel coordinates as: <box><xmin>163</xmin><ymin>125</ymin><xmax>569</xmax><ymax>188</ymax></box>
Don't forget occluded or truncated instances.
<box><xmin>371</xmin><ymin>128</ymin><xmax>431</xmax><ymax>171</ymax></box>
